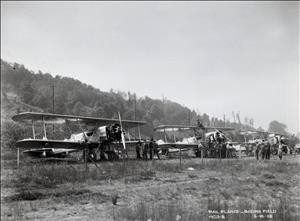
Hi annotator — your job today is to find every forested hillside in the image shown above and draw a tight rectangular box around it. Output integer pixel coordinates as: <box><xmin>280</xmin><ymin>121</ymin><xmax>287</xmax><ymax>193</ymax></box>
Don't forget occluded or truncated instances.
<box><xmin>1</xmin><ymin>59</ymin><xmax>255</xmax><ymax>139</ymax></box>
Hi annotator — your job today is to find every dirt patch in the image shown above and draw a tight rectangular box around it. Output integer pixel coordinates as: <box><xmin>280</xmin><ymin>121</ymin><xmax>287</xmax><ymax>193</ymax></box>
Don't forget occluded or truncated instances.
<box><xmin>262</xmin><ymin>173</ymin><xmax>276</xmax><ymax>179</ymax></box>
<box><xmin>5</xmin><ymin>189</ymin><xmax>92</xmax><ymax>202</ymax></box>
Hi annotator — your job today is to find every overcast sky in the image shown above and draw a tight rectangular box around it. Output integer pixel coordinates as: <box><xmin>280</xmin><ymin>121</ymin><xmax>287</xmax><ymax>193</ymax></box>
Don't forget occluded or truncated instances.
<box><xmin>1</xmin><ymin>1</ymin><xmax>299</xmax><ymax>133</ymax></box>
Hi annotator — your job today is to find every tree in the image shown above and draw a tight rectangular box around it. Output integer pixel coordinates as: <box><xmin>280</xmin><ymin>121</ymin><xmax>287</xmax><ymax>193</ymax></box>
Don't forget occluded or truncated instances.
<box><xmin>244</xmin><ymin>117</ymin><xmax>249</xmax><ymax>126</ymax></box>
<box><xmin>268</xmin><ymin>120</ymin><xmax>288</xmax><ymax>135</ymax></box>
<box><xmin>231</xmin><ymin>111</ymin><xmax>236</xmax><ymax>123</ymax></box>
<box><xmin>257</xmin><ymin>126</ymin><xmax>264</xmax><ymax>132</ymax></box>
<box><xmin>236</xmin><ymin>112</ymin><xmax>241</xmax><ymax>126</ymax></box>
<box><xmin>249</xmin><ymin>118</ymin><xmax>254</xmax><ymax>127</ymax></box>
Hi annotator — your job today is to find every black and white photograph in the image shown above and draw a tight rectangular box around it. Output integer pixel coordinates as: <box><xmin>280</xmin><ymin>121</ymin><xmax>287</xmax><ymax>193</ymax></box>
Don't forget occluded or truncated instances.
<box><xmin>1</xmin><ymin>1</ymin><xmax>299</xmax><ymax>220</ymax></box>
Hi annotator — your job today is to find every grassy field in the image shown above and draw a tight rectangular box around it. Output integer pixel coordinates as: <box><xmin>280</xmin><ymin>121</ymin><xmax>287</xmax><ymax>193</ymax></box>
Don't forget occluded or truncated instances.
<box><xmin>1</xmin><ymin>154</ymin><xmax>300</xmax><ymax>221</ymax></box>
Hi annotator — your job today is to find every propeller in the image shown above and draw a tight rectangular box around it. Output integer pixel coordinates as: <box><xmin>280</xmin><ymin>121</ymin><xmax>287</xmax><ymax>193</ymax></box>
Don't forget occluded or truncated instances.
<box><xmin>118</xmin><ymin>112</ymin><xmax>126</xmax><ymax>150</ymax></box>
<box><xmin>215</xmin><ymin>128</ymin><xmax>232</xmax><ymax>142</ymax></box>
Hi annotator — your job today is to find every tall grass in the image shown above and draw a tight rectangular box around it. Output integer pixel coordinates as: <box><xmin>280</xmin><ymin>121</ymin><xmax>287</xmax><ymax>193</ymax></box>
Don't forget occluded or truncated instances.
<box><xmin>9</xmin><ymin>160</ymin><xmax>158</xmax><ymax>191</ymax></box>
<box><xmin>9</xmin><ymin>158</ymin><xmax>300</xmax><ymax>190</ymax></box>
<box><xmin>113</xmin><ymin>195</ymin><xmax>299</xmax><ymax>221</ymax></box>
<box><xmin>3</xmin><ymin>157</ymin><xmax>299</xmax><ymax>220</ymax></box>
<box><xmin>113</xmin><ymin>199</ymin><xmax>204</xmax><ymax>221</ymax></box>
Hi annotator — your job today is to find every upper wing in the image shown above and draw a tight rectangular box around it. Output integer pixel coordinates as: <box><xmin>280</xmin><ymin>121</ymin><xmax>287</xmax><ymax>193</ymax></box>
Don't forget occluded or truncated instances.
<box><xmin>205</xmin><ymin>127</ymin><xmax>235</xmax><ymax>132</ymax></box>
<box><xmin>239</xmin><ymin>129</ymin><xmax>283</xmax><ymax>137</ymax></box>
<box><xmin>154</xmin><ymin>125</ymin><xmax>197</xmax><ymax>132</ymax></box>
<box><xmin>239</xmin><ymin>129</ymin><xmax>265</xmax><ymax>134</ymax></box>
<box><xmin>154</xmin><ymin>124</ymin><xmax>235</xmax><ymax>132</ymax></box>
<box><xmin>12</xmin><ymin>112</ymin><xmax>146</xmax><ymax>129</ymax></box>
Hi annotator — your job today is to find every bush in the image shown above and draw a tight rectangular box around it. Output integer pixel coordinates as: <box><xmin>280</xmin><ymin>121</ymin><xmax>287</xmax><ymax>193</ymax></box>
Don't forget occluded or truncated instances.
<box><xmin>1</xmin><ymin>120</ymin><xmax>27</xmax><ymax>149</ymax></box>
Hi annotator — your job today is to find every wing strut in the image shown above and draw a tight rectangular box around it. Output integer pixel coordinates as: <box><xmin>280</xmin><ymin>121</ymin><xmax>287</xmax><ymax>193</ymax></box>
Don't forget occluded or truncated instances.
<box><xmin>127</xmin><ymin>129</ymin><xmax>131</xmax><ymax>141</ymax></box>
<box><xmin>118</xmin><ymin>112</ymin><xmax>126</xmax><ymax>150</ymax></box>
<box><xmin>42</xmin><ymin>117</ymin><xmax>47</xmax><ymax>139</ymax></box>
<box><xmin>172</xmin><ymin>128</ymin><xmax>176</xmax><ymax>143</ymax></box>
<box><xmin>138</xmin><ymin>125</ymin><xmax>141</xmax><ymax>140</ymax></box>
<box><xmin>32</xmin><ymin>120</ymin><xmax>36</xmax><ymax>139</ymax></box>
<box><xmin>17</xmin><ymin>148</ymin><xmax>20</xmax><ymax>168</ymax></box>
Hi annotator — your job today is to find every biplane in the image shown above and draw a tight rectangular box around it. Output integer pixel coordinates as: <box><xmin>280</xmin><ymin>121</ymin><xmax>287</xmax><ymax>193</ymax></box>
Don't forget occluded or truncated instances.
<box><xmin>153</xmin><ymin>123</ymin><xmax>235</xmax><ymax>158</ymax></box>
<box><xmin>12</xmin><ymin>112</ymin><xmax>146</xmax><ymax>162</ymax></box>
<box><xmin>238</xmin><ymin>129</ymin><xmax>288</xmax><ymax>155</ymax></box>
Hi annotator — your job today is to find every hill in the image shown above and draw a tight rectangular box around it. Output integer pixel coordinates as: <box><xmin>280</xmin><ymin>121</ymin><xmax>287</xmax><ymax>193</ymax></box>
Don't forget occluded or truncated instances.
<box><xmin>1</xmin><ymin>59</ymin><xmax>254</xmax><ymax>138</ymax></box>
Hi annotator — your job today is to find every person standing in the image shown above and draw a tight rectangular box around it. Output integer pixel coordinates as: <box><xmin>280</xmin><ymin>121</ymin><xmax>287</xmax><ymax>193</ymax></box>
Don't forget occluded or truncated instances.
<box><xmin>278</xmin><ymin>141</ymin><xmax>283</xmax><ymax>160</ymax></box>
<box><xmin>136</xmin><ymin>140</ymin><xmax>142</xmax><ymax>159</ymax></box>
<box><xmin>261</xmin><ymin>140</ymin><xmax>266</xmax><ymax>160</ymax></box>
<box><xmin>153</xmin><ymin>140</ymin><xmax>160</xmax><ymax>159</ymax></box>
<box><xmin>255</xmin><ymin>141</ymin><xmax>261</xmax><ymax>161</ymax></box>
<box><xmin>226</xmin><ymin>143</ymin><xmax>233</xmax><ymax>158</ymax></box>
<box><xmin>265</xmin><ymin>141</ymin><xmax>271</xmax><ymax>160</ymax></box>
<box><xmin>149</xmin><ymin>138</ymin><xmax>154</xmax><ymax>160</ymax></box>
<box><xmin>142</xmin><ymin>141</ymin><xmax>149</xmax><ymax>160</ymax></box>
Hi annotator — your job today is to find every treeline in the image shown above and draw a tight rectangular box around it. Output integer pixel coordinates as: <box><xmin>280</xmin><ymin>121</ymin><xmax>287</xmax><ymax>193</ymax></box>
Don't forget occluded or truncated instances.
<box><xmin>1</xmin><ymin>59</ymin><xmax>257</xmax><ymax>139</ymax></box>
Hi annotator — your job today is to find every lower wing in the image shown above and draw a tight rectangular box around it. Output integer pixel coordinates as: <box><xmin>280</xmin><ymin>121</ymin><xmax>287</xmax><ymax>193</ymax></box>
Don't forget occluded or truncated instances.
<box><xmin>158</xmin><ymin>143</ymin><xmax>198</xmax><ymax>150</ymax></box>
<box><xmin>23</xmin><ymin>148</ymin><xmax>78</xmax><ymax>158</ymax></box>
<box><xmin>16</xmin><ymin>139</ymin><xmax>98</xmax><ymax>149</ymax></box>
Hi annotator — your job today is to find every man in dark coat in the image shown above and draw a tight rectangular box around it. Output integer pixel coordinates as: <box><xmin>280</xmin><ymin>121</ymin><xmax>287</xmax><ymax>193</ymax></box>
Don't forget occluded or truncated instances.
<box><xmin>265</xmin><ymin>141</ymin><xmax>271</xmax><ymax>160</ymax></box>
<box><xmin>261</xmin><ymin>140</ymin><xmax>266</xmax><ymax>160</ymax></box>
<box><xmin>149</xmin><ymin>139</ymin><xmax>154</xmax><ymax>160</ymax></box>
<box><xmin>142</xmin><ymin>141</ymin><xmax>149</xmax><ymax>160</ymax></box>
<box><xmin>136</xmin><ymin>140</ymin><xmax>142</xmax><ymax>159</ymax></box>
<box><xmin>255</xmin><ymin>141</ymin><xmax>261</xmax><ymax>160</ymax></box>
<box><xmin>153</xmin><ymin>140</ymin><xmax>160</xmax><ymax>159</ymax></box>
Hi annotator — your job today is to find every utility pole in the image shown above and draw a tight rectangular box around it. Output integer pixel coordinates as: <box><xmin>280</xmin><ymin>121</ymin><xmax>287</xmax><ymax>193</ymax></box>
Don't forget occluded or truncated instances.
<box><xmin>52</xmin><ymin>84</ymin><xmax>55</xmax><ymax>134</ymax></box>
<box><xmin>223</xmin><ymin>114</ymin><xmax>226</xmax><ymax>127</ymax></box>
<box><xmin>51</xmin><ymin>84</ymin><xmax>55</xmax><ymax>113</ymax></box>
<box><xmin>134</xmin><ymin>94</ymin><xmax>136</xmax><ymax>139</ymax></box>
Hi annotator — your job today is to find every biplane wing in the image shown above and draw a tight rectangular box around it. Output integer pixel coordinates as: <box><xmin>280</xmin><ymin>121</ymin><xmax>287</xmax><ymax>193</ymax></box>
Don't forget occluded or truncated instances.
<box><xmin>154</xmin><ymin>124</ymin><xmax>235</xmax><ymax>132</ymax></box>
<box><xmin>12</xmin><ymin>112</ymin><xmax>146</xmax><ymax>129</ymax></box>
<box><xmin>158</xmin><ymin>143</ymin><xmax>198</xmax><ymax>149</ymax></box>
<box><xmin>23</xmin><ymin>147</ymin><xmax>78</xmax><ymax>158</ymax></box>
<box><xmin>15</xmin><ymin>139</ymin><xmax>98</xmax><ymax>149</ymax></box>
<box><xmin>16</xmin><ymin>137</ymin><xmax>142</xmax><ymax>149</ymax></box>
<box><xmin>239</xmin><ymin>129</ymin><xmax>286</xmax><ymax>139</ymax></box>
<box><xmin>206</xmin><ymin>127</ymin><xmax>236</xmax><ymax>132</ymax></box>
<box><xmin>239</xmin><ymin>129</ymin><xmax>267</xmax><ymax>135</ymax></box>
<box><xmin>154</xmin><ymin>125</ymin><xmax>197</xmax><ymax>132</ymax></box>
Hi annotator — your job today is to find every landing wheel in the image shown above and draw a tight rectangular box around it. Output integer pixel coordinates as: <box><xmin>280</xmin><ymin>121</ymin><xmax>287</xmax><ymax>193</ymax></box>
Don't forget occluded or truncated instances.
<box><xmin>83</xmin><ymin>150</ymin><xmax>97</xmax><ymax>162</ymax></box>
<box><xmin>89</xmin><ymin>150</ymin><xmax>97</xmax><ymax>162</ymax></box>
<box><xmin>106</xmin><ymin>151</ymin><xmax>119</xmax><ymax>161</ymax></box>
<box><xmin>113</xmin><ymin>151</ymin><xmax>120</xmax><ymax>160</ymax></box>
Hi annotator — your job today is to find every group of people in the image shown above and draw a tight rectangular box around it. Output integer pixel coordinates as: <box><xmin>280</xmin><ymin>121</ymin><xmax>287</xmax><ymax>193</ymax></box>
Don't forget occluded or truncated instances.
<box><xmin>254</xmin><ymin>139</ymin><xmax>288</xmax><ymax>160</ymax></box>
<box><xmin>254</xmin><ymin>140</ymin><xmax>271</xmax><ymax>160</ymax></box>
<box><xmin>203</xmin><ymin>132</ymin><xmax>230</xmax><ymax>158</ymax></box>
<box><xmin>136</xmin><ymin>138</ymin><xmax>160</xmax><ymax>160</ymax></box>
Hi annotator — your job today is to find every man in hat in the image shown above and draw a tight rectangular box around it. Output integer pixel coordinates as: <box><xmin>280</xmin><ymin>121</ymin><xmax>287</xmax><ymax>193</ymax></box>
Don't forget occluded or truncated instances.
<box><xmin>265</xmin><ymin>140</ymin><xmax>271</xmax><ymax>160</ymax></box>
<box><xmin>142</xmin><ymin>140</ymin><xmax>149</xmax><ymax>160</ymax></box>
<box><xmin>255</xmin><ymin>140</ymin><xmax>261</xmax><ymax>160</ymax></box>
<box><xmin>261</xmin><ymin>139</ymin><xmax>266</xmax><ymax>160</ymax></box>
<box><xmin>153</xmin><ymin>140</ymin><xmax>160</xmax><ymax>159</ymax></box>
<box><xmin>278</xmin><ymin>136</ymin><xmax>285</xmax><ymax>160</ymax></box>
<box><xmin>149</xmin><ymin>138</ymin><xmax>154</xmax><ymax>160</ymax></box>
<box><xmin>136</xmin><ymin>140</ymin><xmax>142</xmax><ymax>159</ymax></box>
